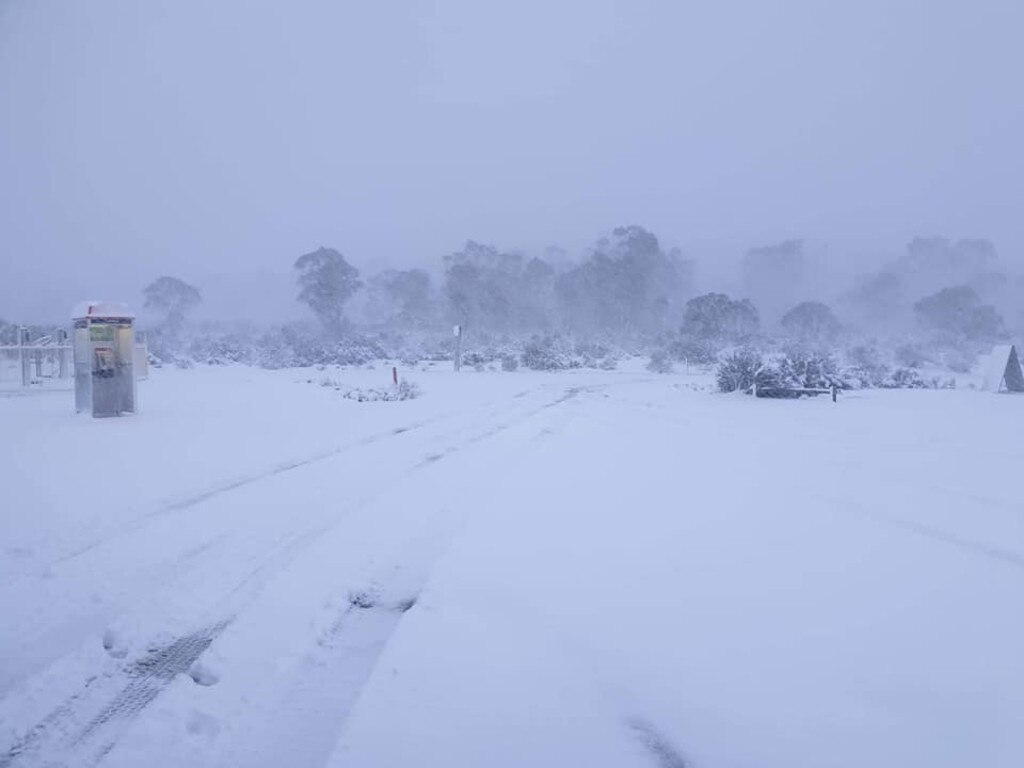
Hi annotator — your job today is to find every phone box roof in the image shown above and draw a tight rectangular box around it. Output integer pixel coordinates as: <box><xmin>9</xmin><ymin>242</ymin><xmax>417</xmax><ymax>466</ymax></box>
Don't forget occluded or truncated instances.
<box><xmin>71</xmin><ymin>301</ymin><xmax>136</xmax><ymax>321</ymax></box>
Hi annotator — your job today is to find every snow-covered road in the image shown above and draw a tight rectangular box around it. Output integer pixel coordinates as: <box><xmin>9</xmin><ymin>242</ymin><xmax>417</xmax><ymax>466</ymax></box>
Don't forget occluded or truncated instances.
<box><xmin>2</xmin><ymin>364</ymin><xmax>1022</xmax><ymax>767</ymax></box>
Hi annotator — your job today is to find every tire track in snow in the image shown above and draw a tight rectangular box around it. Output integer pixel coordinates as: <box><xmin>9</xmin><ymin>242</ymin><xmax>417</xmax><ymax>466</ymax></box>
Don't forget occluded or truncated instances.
<box><xmin>0</xmin><ymin>521</ymin><xmax>331</xmax><ymax>768</ymax></box>
<box><xmin>414</xmin><ymin>385</ymin><xmax>587</xmax><ymax>468</ymax></box>
<box><xmin>627</xmin><ymin>719</ymin><xmax>688</xmax><ymax>768</ymax></box>
<box><xmin>0</xmin><ymin>623</ymin><xmax>229</xmax><ymax>768</ymax></box>
<box><xmin>215</xmin><ymin>563</ymin><xmax>444</xmax><ymax>767</ymax></box>
<box><xmin>49</xmin><ymin>416</ymin><xmax>448</xmax><ymax>569</ymax></box>
<box><xmin>860</xmin><ymin>509</ymin><xmax>1024</xmax><ymax>571</ymax></box>
<box><xmin>1</xmin><ymin>384</ymin><xmax>590</xmax><ymax>767</ymax></box>
<box><xmin>1</xmin><ymin>390</ymin><xmax>551</xmax><ymax>691</ymax></box>
<box><xmin>46</xmin><ymin>380</ymin><xmax>573</xmax><ymax>571</ymax></box>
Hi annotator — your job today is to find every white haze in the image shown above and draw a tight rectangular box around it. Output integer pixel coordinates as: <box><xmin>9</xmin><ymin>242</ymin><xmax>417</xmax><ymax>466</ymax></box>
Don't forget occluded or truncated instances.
<box><xmin>1</xmin><ymin>0</ymin><xmax>1022</xmax><ymax>323</ymax></box>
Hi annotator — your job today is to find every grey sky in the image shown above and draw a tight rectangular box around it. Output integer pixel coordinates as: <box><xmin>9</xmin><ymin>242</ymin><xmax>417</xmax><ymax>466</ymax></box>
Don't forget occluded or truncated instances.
<box><xmin>1</xmin><ymin>0</ymin><xmax>1021</xmax><ymax>322</ymax></box>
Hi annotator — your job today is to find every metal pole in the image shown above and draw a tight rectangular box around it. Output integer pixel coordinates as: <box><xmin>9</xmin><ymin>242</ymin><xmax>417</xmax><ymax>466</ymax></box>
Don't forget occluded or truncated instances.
<box><xmin>18</xmin><ymin>327</ymin><xmax>29</xmax><ymax>386</ymax></box>
<box><xmin>453</xmin><ymin>324</ymin><xmax>462</xmax><ymax>372</ymax></box>
<box><xmin>58</xmin><ymin>330</ymin><xmax>68</xmax><ymax>379</ymax></box>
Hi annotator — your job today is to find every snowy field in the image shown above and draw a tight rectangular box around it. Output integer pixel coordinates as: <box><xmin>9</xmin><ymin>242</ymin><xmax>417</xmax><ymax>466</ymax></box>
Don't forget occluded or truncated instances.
<box><xmin>1</xmin><ymin>362</ymin><xmax>1022</xmax><ymax>767</ymax></box>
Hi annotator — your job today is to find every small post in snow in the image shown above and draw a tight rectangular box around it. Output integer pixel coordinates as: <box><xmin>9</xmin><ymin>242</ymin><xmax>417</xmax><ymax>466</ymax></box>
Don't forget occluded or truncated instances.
<box><xmin>453</xmin><ymin>324</ymin><xmax>462</xmax><ymax>372</ymax></box>
<box><xmin>57</xmin><ymin>329</ymin><xmax>68</xmax><ymax>378</ymax></box>
<box><xmin>392</xmin><ymin>366</ymin><xmax>398</xmax><ymax>388</ymax></box>
<box><xmin>831</xmin><ymin>384</ymin><xmax>837</xmax><ymax>403</ymax></box>
<box><xmin>18</xmin><ymin>326</ymin><xmax>30</xmax><ymax>386</ymax></box>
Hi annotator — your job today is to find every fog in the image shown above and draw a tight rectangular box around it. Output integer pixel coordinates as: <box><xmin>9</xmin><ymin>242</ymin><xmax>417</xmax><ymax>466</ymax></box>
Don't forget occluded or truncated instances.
<box><xmin>1</xmin><ymin>0</ymin><xmax>1022</xmax><ymax>324</ymax></box>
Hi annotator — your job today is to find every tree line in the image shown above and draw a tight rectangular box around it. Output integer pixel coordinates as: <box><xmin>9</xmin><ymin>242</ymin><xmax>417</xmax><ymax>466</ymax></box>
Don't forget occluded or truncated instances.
<box><xmin>140</xmin><ymin>228</ymin><xmax>1017</xmax><ymax>352</ymax></box>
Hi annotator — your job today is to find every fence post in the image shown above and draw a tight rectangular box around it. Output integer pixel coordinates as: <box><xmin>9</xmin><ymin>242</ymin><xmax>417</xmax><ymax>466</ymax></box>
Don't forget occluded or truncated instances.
<box><xmin>453</xmin><ymin>324</ymin><xmax>462</xmax><ymax>372</ymax></box>
<box><xmin>58</xmin><ymin>329</ymin><xmax>68</xmax><ymax>378</ymax></box>
<box><xmin>18</xmin><ymin>327</ymin><xmax>30</xmax><ymax>386</ymax></box>
<box><xmin>831</xmin><ymin>384</ymin><xmax>837</xmax><ymax>403</ymax></box>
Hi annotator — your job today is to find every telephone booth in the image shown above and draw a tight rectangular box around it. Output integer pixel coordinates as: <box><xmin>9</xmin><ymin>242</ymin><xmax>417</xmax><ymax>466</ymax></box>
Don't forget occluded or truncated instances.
<box><xmin>71</xmin><ymin>301</ymin><xmax>137</xmax><ymax>417</ymax></box>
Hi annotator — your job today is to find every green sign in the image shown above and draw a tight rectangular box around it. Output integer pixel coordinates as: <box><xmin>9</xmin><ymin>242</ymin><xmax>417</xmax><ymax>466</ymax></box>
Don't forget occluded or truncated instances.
<box><xmin>89</xmin><ymin>325</ymin><xmax>115</xmax><ymax>342</ymax></box>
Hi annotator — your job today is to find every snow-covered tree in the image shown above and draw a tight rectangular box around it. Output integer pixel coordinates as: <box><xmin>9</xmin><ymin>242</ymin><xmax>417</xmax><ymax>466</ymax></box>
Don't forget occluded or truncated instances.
<box><xmin>365</xmin><ymin>268</ymin><xmax>435</xmax><ymax>328</ymax></box>
<box><xmin>913</xmin><ymin>285</ymin><xmax>1005</xmax><ymax>340</ymax></box>
<box><xmin>294</xmin><ymin>246</ymin><xmax>362</xmax><ymax>335</ymax></box>
<box><xmin>780</xmin><ymin>301</ymin><xmax>842</xmax><ymax>344</ymax></box>
<box><xmin>143</xmin><ymin>276</ymin><xmax>201</xmax><ymax>330</ymax></box>
<box><xmin>555</xmin><ymin>225</ymin><xmax>692</xmax><ymax>337</ymax></box>
<box><xmin>681</xmin><ymin>293</ymin><xmax>759</xmax><ymax>342</ymax></box>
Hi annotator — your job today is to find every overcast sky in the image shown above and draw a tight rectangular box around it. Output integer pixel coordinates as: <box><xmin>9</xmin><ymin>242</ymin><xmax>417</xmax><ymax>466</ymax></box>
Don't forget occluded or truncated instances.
<box><xmin>1</xmin><ymin>0</ymin><xmax>1022</xmax><ymax>322</ymax></box>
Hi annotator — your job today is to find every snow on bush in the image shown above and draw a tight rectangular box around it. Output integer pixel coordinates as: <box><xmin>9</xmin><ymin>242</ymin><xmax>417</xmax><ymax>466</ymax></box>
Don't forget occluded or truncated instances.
<box><xmin>720</xmin><ymin>344</ymin><xmax>957</xmax><ymax>395</ymax></box>
<box><xmin>773</xmin><ymin>348</ymin><xmax>842</xmax><ymax>391</ymax></box>
<box><xmin>518</xmin><ymin>336</ymin><xmax>620</xmax><ymax>371</ymax></box>
<box><xmin>716</xmin><ymin>348</ymin><xmax>764</xmax><ymax>393</ymax></box>
<box><xmin>521</xmin><ymin>336</ymin><xmax>575</xmax><ymax>371</ymax></box>
<box><xmin>341</xmin><ymin>380</ymin><xmax>422</xmax><ymax>402</ymax></box>
<box><xmin>842</xmin><ymin>345</ymin><xmax>890</xmax><ymax>388</ymax></box>
<box><xmin>880</xmin><ymin>368</ymin><xmax>955</xmax><ymax>390</ymax></box>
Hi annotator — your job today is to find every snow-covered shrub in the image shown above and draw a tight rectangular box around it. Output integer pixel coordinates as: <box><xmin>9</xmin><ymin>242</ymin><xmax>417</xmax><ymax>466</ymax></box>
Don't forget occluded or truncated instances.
<box><xmin>842</xmin><ymin>345</ymin><xmax>889</xmax><ymax>388</ymax></box>
<box><xmin>187</xmin><ymin>333</ymin><xmax>254</xmax><ymax>365</ymax></box>
<box><xmin>647</xmin><ymin>350</ymin><xmax>674</xmax><ymax>374</ymax></box>
<box><xmin>882</xmin><ymin>367</ymin><xmax>928</xmax><ymax>389</ymax></box>
<box><xmin>719</xmin><ymin>347</ymin><xmax>846</xmax><ymax>396</ymax></box>
<box><xmin>879</xmin><ymin>368</ymin><xmax>954</xmax><ymax>390</ymax></box>
<box><xmin>716</xmin><ymin>348</ymin><xmax>763</xmax><ymax>393</ymax></box>
<box><xmin>396</xmin><ymin>380</ymin><xmax>421</xmax><ymax>399</ymax></box>
<box><xmin>522</xmin><ymin>336</ymin><xmax>571</xmax><ymax>371</ymax></box>
<box><xmin>254</xmin><ymin>325</ymin><xmax>387</xmax><ymax>369</ymax></box>
<box><xmin>573</xmin><ymin>340</ymin><xmax>616</xmax><ymax>368</ymax></box>
<box><xmin>462</xmin><ymin>351</ymin><xmax>490</xmax><ymax>368</ymax></box>
<box><xmin>774</xmin><ymin>348</ymin><xmax>841</xmax><ymax>390</ymax></box>
<box><xmin>342</xmin><ymin>379</ymin><xmax>421</xmax><ymax>402</ymax></box>
<box><xmin>500</xmin><ymin>354</ymin><xmax>519</xmax><ymax>372</ymax></box>
<box><xmin>573</xmin><ymin>340</ymin><xmax>606</xmax><ymax>357</ymax></box>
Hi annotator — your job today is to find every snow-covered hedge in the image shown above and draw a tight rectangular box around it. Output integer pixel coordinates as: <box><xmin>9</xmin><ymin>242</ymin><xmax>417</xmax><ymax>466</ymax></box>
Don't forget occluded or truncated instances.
<box><xmin>341</xmin><ymin>380</ymin><xmax>422</xmax><ymax>402</ymax></box>
<box><xmin>717</xmin><ymin>345</ymin><xmax>957</xmax><ymax>395</ymax></box>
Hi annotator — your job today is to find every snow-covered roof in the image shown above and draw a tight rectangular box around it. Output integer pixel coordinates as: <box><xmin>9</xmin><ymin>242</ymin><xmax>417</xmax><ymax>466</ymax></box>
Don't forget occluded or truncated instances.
<box><xmin>981</xmin><ymin>344</ymin><xmax>1017</xmax><ymax>392</ymax></box>
<box><xmin>71</xmin><ymin>301</ymin><xmax>136</xmax><ymax>321</ymax></box>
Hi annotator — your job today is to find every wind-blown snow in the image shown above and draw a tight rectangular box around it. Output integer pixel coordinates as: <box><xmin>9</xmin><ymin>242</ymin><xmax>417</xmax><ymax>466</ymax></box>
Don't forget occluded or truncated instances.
<box><xmin>1</xmin><ymin>363</ymin><xmax>1021</xmax><ymax>767</ymax></box>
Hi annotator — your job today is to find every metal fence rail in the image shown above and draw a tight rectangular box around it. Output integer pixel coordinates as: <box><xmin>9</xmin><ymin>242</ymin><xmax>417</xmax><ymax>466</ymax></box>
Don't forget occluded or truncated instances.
<box><xmin>0</xmin><ymin>344</ymin><xmax>73</xmax><ymax>386</ymax></box>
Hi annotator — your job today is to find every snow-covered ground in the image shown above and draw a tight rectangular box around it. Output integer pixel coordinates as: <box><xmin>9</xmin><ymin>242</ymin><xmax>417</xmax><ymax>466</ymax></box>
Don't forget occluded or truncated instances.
<box><xmin>1</xmin><ymin>362</ymin><xmax>1022</xmax><ymax>767</ymax></box>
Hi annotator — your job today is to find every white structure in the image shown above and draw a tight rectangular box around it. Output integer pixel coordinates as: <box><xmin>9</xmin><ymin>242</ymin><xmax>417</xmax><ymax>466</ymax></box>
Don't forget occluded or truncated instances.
<box><xmin>981</xmin><ymin>344</ymin><xmax>1024</xmax><ymax>393</ymax></box>
<box><xmin>0</xmin><ymin>329</ymin><xmax>72</xmax><ymax>387</ymax></box>
<box><xmin>71</xmin><ymin>301</ymin><xmax>138</xmax><ymax>416</ymax></box>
